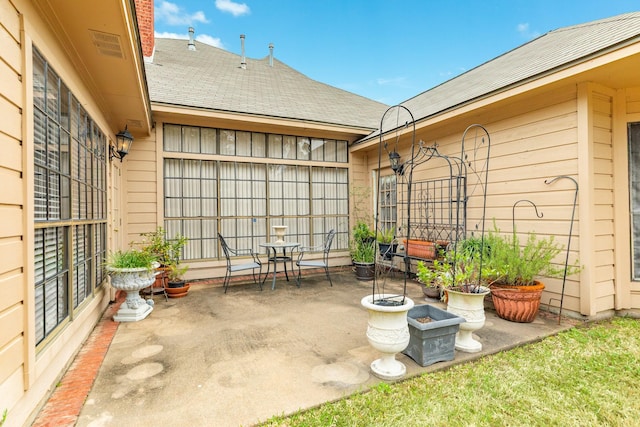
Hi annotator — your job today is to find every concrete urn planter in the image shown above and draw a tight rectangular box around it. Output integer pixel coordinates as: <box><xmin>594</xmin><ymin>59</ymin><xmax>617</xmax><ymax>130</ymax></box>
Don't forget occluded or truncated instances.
<box><xmin>106</xmin><ymin>264</ymin><xmax>158</xmax><ymax>322</ymax></box>
<box><xmin>361</xmin><ymin>294</ymin><xmax>414</xmax><ymax>380</ymax></box>
<box><xmin>445</xmin><ymin>286</ymin><xmax>491</xmax><ymax>353</ymax></box>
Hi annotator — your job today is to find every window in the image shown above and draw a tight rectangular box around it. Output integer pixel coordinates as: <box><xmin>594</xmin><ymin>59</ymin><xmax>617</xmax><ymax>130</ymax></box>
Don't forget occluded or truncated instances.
<box><xmin>629</xmin><ymin>122</ymin><xmax>640</xmax><ymax>280</ymax></box>
<box><xmin>163</xmin><ymin>124</ymin><xmax>350</xmax><ymax>257</ymax></box>
<box><xmin>164</xmin><ymin>124</ymin><xmax>348</xmax><ymax>162</ymax></box>
<box><xmin>378</xmin><ymin>174</ymin><xmax>397</xmax><ymax>233</ymax></box>
<box><xmin>33</xmin><ymin>48</ymin><xmax>107</xmax><ymax>346</ymax></box>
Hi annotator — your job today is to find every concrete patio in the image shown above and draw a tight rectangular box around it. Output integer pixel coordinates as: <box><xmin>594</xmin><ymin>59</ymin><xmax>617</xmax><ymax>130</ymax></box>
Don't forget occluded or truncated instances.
<box><xmin>72</xmin><ymin>269</ymin><xmax>573</xmax><ymax>427</ymax></box>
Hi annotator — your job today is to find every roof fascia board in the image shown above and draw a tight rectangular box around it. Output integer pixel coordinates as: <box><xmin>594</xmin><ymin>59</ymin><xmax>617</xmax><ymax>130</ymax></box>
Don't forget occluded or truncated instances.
<box><xmin>152</xmin><ymin>103</ymin><xmax>375</xmax><ymax>139</ymax></box>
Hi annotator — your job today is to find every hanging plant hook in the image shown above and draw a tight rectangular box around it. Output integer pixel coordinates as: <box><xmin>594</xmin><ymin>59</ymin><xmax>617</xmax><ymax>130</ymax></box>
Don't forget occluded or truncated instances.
<box><xmin>544</xmin><ymin>175</ymin><xmax>579</xmax><ymax>324</ymax></box>
<box><xmin>511</xmin><ymin>199</ymin><xmax>544</xmax><ymax>239</ymax></box>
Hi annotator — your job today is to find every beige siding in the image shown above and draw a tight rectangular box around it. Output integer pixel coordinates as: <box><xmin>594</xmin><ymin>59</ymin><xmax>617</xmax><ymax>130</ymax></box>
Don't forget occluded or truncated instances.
<box><xmin>124</xmin><ymin>130</ymin><xmax>159</xmax><ymax>245</ymax></box>
<box><xmin>0</xmin><ymin>0</ymin><xmax>25</xmax><ymax>409</ymax></box>
<box><xmin>627</xmin><ymin>87</ymin><xmax>640</xmax><ymax>114</ymax></box>
<box><xmin>360</xmin><ymin>84</ymin><xmax>586</xmax><ymax>314</ymax></box>
<box><xmin>591</xmin><ymin>90</ymin><xmax>615</xmax><ymax>314</ymax></box>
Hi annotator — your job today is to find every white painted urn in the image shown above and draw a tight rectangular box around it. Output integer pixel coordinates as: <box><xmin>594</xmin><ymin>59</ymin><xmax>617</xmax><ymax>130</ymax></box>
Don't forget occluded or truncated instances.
<box><xmin>361</xmin><ymin>294</ymin><xmax>414</xmax><ymax>380</ymax></box>
<box><xmin>106</xmin><ymin>262</ymin><xmax>159</xmax><ymax>322</ymax></box>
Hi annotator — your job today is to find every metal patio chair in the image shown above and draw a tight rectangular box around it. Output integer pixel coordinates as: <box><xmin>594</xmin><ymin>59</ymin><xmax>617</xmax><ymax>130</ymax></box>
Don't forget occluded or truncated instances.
<box><xmin>218</xmin><ymin>233</ymin><xmax>263</xmax><ymax>293</ymax></box>
<box><xmin>295</xmin><ymin>229</ymin><xmax>336</xmax><ymax>287</ymax></box>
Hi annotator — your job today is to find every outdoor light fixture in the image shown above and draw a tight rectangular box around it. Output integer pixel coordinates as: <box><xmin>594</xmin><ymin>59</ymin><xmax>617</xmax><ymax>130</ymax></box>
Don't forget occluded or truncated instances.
<box><xmin>389</xmin><ymin>151</ymin><xmax>403</xmax><ymax>174</ymax></box>
<box><xmin>110</xmin><ymin>126</ymin><xmax>134</xmax><ymax>162</ymax></box>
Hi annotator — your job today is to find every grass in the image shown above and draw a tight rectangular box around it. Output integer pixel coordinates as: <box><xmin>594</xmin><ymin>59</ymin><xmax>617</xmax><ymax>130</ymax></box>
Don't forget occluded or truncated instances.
<box><xmin>262</xmin><ymin>317</ymin><xmax>640</xmax><ymax>427</ymax></box>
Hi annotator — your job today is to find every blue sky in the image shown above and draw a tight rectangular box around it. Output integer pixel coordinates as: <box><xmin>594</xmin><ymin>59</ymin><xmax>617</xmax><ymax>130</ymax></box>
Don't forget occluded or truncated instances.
<box><xmin>153</xmin><ymin>0</ymin><xmax>639</xmax><ymax>105</ymax></box>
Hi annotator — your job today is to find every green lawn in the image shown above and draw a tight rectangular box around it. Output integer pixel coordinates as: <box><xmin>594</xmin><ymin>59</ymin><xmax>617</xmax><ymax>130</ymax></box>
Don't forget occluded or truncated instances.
<box><xmin>263</xmin><ymin>317</ymin><xmax>640</xmax><ymax>427</ymax></box>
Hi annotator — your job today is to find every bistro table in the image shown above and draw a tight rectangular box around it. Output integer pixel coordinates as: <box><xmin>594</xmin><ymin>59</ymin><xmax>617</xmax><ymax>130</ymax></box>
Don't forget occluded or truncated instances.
<box><xmin>259</xmin><ymin>241</ymin><xmax>300</xmax><ymax>290</ymax></box>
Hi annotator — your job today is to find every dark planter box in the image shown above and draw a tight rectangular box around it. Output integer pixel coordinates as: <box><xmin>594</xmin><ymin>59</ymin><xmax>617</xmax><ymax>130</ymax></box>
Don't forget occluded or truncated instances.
<box><xmin>403</xmin><ymin>304</ymin><xmax>465</xmax><ymax>367</ymax></box>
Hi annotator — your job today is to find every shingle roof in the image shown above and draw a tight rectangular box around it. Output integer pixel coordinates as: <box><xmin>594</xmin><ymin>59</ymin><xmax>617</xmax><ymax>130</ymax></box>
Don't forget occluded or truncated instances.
<box><xmin>398</xmin><ymin>12</ymin><xmax>640</xmax><ymax>126</ymax></box>
<box><xmin>146</xmin><ymin>38</ymin><xmax>388</xmax><ymax>130</ymax></box>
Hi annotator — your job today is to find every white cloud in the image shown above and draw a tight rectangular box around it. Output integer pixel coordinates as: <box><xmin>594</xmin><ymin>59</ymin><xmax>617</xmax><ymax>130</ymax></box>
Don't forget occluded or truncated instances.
<box><xmin>156</xmin><ymin>1</ymin><xmax>209</xmax><ymax>26</ymax></box>
<box><xmin>154</xmin><ymin>31</ymin><xmax>224</xmax><ymax>48</ymax></box>
<box><xmin>196</xmin><ymin>34</ymin><xmax>224</xmax><ymax>48</ymax></box>
<box><xmin>376</xmin><ymin>77</ymin><xmax>407</xmax><ymax>86</ymax></box>
<box><xmin>155</xmin><ymin>31</ymin><xmax>188</xmax><ymax>40</ymax></box>
<box><xmin>215</xmin><ymin>0</ymin><xmax>250</xmax><ymax>17</ymax></box>
<box><xmin>517</xmin><ymin>22</ymin><xmax>541</xmax><ymax>39</ymax></box>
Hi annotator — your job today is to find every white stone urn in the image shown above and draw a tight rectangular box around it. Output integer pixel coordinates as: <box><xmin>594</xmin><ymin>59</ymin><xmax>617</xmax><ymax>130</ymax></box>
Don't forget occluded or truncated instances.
<box><xmin>106</xmin><ymin>263</ymin><xmax>158</xmax><ymax>322</ymax></box>
<box><xmin>361</xmin><ymin>294</ymin><xmax>414</xmax><ymax>380</ymax></box>
<box><xmin>445</xmin><ymin>286</ymin><xmax>490</xmax><ymax>353</ymax></box>
<box><xmin>272</xmin><ymin>225</ymin><xmax>287</xmax><ymax>244</ymax></box>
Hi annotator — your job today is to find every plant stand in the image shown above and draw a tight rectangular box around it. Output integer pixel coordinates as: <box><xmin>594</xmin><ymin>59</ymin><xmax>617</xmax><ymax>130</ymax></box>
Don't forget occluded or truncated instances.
<box><xmin>445</xmin><ymin>287</ymin><xmax>490</xmax><ymax>353</ymax></box>
<box><xmin>403</xmin><ymin>304</ymin><xmax>465</xmax><ymax>366</ymax></box>
<box><xmin>361</xmin><ymin>294</ymin><xmax>414</xmax><ymax>380</ymax></box>
<box><xmin>107</xmin><ymin>266</ymin><xmax>157</xmax><ymax>322</ymax></box>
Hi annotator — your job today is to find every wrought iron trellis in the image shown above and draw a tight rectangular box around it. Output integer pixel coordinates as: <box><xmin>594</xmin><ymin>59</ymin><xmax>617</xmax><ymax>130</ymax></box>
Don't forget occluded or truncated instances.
<box><xmin>372</xmin><ymin>103</ymin><xmax>492</xmax><ymax>303</ymax></box>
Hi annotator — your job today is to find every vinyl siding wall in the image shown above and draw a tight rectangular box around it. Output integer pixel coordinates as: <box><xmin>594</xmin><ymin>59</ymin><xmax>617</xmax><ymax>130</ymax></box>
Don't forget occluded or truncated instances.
<box><xmin>0</xmin><ymin>2</ymin><xmax>112</xmax><ymax>425</ymax></box>
<box><xmin>0</xmin><ymin>0</ymin><xmax>27</xmax><ymax>415</ymax></box>
<box><xmin>353</xmin><ymin>84</ymin><xmax>590</xmax><ymax>317</ymax></box>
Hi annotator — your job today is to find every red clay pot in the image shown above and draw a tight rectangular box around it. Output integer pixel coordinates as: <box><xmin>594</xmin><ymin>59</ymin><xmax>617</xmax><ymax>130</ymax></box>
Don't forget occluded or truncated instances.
<box><xmin>490</xmin><ymin>281</ymin><xmax>545</xmax><ymax>323</ymax></box>
<box><xmin>404</xmin><ymin>239</ymin><xmax>436</xmax><ymax>260</ymax></box>
<box><xmin>165</xmin><ymin>283</ymin><xmax>190</xmax><ymax>298</ymax></box>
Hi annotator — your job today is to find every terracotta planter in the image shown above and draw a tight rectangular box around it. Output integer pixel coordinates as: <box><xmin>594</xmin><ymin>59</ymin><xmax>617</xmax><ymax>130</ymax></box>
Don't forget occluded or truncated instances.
<box><xmin>491</xmin><ymin>281</ymin><xmax>545</xmax><ymax>323</ymax></box>
<box><xmin>404</xmin><ymin>239</ymin><xmax>436</xmax><ymax>259</ymax></box>
<box><xmin>165</xmin><ymin>283</ymin><xmax>190</xmax><ymax>298</ymax></box>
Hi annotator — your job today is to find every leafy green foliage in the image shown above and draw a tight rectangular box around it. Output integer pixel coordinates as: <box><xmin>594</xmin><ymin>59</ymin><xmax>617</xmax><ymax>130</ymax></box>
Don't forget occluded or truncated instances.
<box><xmin>106</xmin><ymin>250</ymin><xmax>156</xmax><ymax>269</ymax></box>
<box><xmin>485</xmin><ymin>226</ymin><xmax>581</xmax><ymax>286</ymax></box>
<box><xmin>140</xmin><ymin>227</ymin><xmax>188</xmax><ymax>266</ymax></box>
<box><xmin>167</xmin><ymin>262</ymin><xmax>189</xmax><ymax>282</ymax></box>
<box><xmin>351</xmin><ymin>240</ymin><xmax>376</xmax><ymax>263</ymax></box>
<box><xmin>376</xmin><ymin>226</ymin><xmax>396</xmax><ymax>244</ymax></box>
<box><xmin>415</xmin><ymin>235</ymin><xmax>498</xmax><ymax>292</ymax></box>
<box><xmin>351</xmin><ymin>221</ymin><xmax>376</xmax><ymax>263</ymax></box>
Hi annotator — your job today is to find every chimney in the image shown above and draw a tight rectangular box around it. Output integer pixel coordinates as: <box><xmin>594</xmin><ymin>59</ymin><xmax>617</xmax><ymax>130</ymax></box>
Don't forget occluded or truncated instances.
<box><xmin>188</xmin><ymin>27</ymin><xmax>196</xmax><ymax>51</ymax></box>
<box><xmin>134</xmin><ymin>0</ymin><xmax>154</xmax><ymax>62</ymax></box>
<box><xmin>268</xmin><ymin>43</ymin><xmax>274</xmax><ymax>67</ymax></box>
<box><xmin>240</xmin><ymin>34</ymin><xmax>246</xmax><ymax>69</ymax></box>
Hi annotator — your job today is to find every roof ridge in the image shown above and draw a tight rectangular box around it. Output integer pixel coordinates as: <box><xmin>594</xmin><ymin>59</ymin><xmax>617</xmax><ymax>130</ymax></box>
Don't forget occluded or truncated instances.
<box><xmin>550</xmin><ymin>11</ymin><xmax>640</xmax><ymax>34</ymax></box>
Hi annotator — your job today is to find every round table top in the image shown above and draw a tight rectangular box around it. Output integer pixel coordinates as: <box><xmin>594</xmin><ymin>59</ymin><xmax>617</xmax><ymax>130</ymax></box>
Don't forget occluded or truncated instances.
<box><xmin>259</xmin><ymin>241</ymin><xmax>300</xmax><ymax>248</ymax></box>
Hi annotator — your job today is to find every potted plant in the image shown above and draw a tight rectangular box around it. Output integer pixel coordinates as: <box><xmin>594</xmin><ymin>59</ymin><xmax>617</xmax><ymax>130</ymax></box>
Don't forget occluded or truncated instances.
<box><xmin>140</xmin><ymin>227</ymin><xmax>188</xmax><ymax>292</ymax></box>
<box><xmin>351</xmin><ymin>221</ymin><xmax>376</xmax><ymax>280</ymax></box>
<box><xmin>415</xmin><ymin>261</ymin><xmax>442</xmax><ymax>299</ymax></box>
<box><xmin>140</xmin><ymin>227</ymin><xmax>188</xmax><ymax>266</ymax></box>
<box><xmin>105</xmin><ymin>249</ymin><xmax>158</xmax><ymax>322</ymax></box>
<box><xmin>415</xmin><ymin>236</ymin><xmax>495</xmax><ymax>353</ymax></box>
<box><xmin>376</xmin><ymin>226</ymin><xmax>397</xmax><ymax>260</ymax></box>
<box><xmin>485</xmin><ymin>226</ymin><xmax>580</xmax><ymax>323</ymax></box>
<box><xmin>165</xmin><ymin>262</ymin><xmax>190</xmax><ymax>298</ymax></box>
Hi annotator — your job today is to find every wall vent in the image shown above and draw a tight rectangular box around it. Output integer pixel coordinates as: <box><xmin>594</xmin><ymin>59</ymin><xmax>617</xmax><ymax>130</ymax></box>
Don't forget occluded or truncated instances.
<box><xmin>89</xmin><ymin>30</ymin><xmax>124</xmax><ymax>59</ymax></box>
